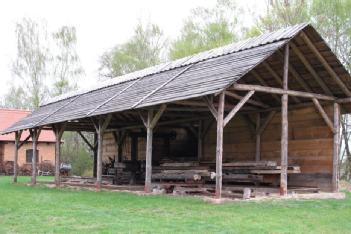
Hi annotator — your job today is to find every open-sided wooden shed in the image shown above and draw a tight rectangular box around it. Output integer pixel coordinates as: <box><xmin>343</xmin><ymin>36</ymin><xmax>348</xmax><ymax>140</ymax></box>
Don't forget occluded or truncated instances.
<box><xmin>3</xmin><ymin>23</ymin><xmax>351</xmax><ymax>198</ymax></box>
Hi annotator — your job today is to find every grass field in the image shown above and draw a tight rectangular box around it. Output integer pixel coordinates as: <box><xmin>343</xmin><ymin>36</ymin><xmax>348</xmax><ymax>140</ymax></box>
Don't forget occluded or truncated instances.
<box><xmin>0</xmin><ymin>176</ymin><xmax>350</xmax><ymax>233</ymax></box>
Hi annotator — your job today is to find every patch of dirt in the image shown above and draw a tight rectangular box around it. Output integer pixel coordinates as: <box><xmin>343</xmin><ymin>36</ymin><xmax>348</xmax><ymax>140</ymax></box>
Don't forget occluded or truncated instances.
<box><xmin>340</xmin><ymin>180</ymin><xmax>351</xmax><ymax>192</ymax></box>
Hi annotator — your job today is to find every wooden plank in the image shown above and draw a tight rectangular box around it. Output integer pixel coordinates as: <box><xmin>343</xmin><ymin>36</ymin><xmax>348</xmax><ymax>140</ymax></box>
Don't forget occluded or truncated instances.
<box><xmin>215</xmin><ymin>91</ymin><xmax>225</xmax><ymax>199</ymax></box>
<box><xmin>312</xmin><ymin>98</ymin><xmax>334</xmax><ymax>133</ymax></box>
<box><xmin>13</xmin><ymin>130</ymin><xmax>22</xmax><ymax>183</ymax></box>
<box><xmin>332</xmin><ymin>103</ymin><xmax>340</xmax><ymax>192</ymax></box>
<box><xmin>300</xmin><ymin>32</ymin><xmax>351</xmax><ymax>97</ymax></box>
<box><xmin>280</xmin><ymin>44</ymin><xmax>289</xmax><ymax>196</ymax></box>
<box><xmin>223</xmin><ymin>90</ymin><xmax>255</xmax><ymax>127</ymax></box>
<box><xmin>290</xmin><ymin>42</ymin><xmax>333</xmax><ymax>96</ymax></box>
<box><xmin>223</xmin><ymin>161</ymin><xmax>277</xmax><ymax>167</ymax></box>
<box><xmin>232</xmin><ymin>83</ymin><xmax>335</xmax><ymax>101</ymax></box>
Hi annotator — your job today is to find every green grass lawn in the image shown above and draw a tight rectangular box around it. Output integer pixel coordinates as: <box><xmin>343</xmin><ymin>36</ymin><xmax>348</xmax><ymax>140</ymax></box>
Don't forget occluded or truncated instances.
<box><xmin>0</xmin><ymin>176</ymin><xmax>350</xmax><ymax>234</ymax></box>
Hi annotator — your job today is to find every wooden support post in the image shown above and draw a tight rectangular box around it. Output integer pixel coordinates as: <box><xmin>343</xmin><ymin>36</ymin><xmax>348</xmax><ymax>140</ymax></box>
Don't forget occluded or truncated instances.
<box><xmin>95</xmin><ymin>115</ymin><xmax>112</xmax><ymax>191</ymax></box>
<box><xmin>280</xmin><ymin>44</ymin><xmax>289</xmax><ymax>196</ymax></box>
<box><xmin>53</xmin><ymin>124</ymin><xmax>65</xmax><ymax>187</ymax></box>
<box><xmin>13</xmin><ymin>130</ymin><xmax>22</xmax><ymax>183</ymax></box>
<box><xmin>145</xmin><ymin>110</ymin><xmax>154</xmax><ymax>193</ymax></box>
<box><xmin>143</xmin><ymin>104</ymin><xmax>167</xmax><ymax>193</ymax></box>
<box><xmin>197</xmin><ymin>120</ymin><xmax>203</xmax><ymax>161</ymax></box>
<box><xmin>30</xmin><ymin>128</ymin><xmax>41</xmax><ymax>186</ymax></box>
<box><xmin>96</xmin><ymin>123</ymin><xmax>103</xmax><ymax>190</ymax></box>
<box><xmin>255</xmin><ymin>113</ymin><xmax>261</xmax><ymax>162</ymax></box>
<box><xmin>215</xmin><ymin>92</ymin><xmax>225</xmax><ymax>199</ymax></box>
<box><xmin>332</xmin><ymin>103</ymin><xmax>340</xmax><ymax>192</ymax></box>
<box><xmin>93</xmin><ymin>133</ymin><xmax>97</xmax><ymax>178</ymax></box>
<box><xmin>130</xmin><ymin>135</ymin><xmax>138</xmax><ymax>184</ymax></box>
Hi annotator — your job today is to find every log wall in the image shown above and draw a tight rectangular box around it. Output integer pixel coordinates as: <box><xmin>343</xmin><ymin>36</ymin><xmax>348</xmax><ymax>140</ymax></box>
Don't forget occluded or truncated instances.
<box><xmin>203</xmin><ymin>105</ymin><xmax>334</xmax><ymax>191</ymax></box>
<box><xmin>102</xmin><ymin>105</ymin><xmax>334</xmax><ymax>191</ymax></box>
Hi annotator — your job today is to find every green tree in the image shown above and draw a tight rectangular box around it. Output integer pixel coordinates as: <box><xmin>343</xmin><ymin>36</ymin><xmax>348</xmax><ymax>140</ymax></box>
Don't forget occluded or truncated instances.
<box><xmin>11</xmin><ymin>18</ymin><xmax>50</xmax><ymax>109</ymax></box>
<box><xmin>99</xmin><ymin>21</ymin><xmax>166</xmax><ymax>78</ymax></box>
<box><xmin>3</xmin><ymin>86</ymin><xmax>30</xmax><ymax>109</ymax></box>
<box><xmin>247</xmin><ymin>0</ymin><xmax>310</xmax><ymax>36</ymax></box>
<box><xmin>61</xmin><ymin>132</ymin><xmax>94</xmax><ymax>176</ymax></box>
<box><xmin>169</xmin><ymin>0</ymin><xmax>241</xmax><ymax>60</ymax></box>
<box><xmin>51</xmin><ymin>26</ymin><xmax>84</xmax><ymax>96</ymax></box>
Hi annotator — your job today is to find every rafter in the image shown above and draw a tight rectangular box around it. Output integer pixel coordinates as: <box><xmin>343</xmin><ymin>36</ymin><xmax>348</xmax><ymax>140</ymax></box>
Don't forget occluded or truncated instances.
<box><xmin>300</xmin><ymin>31</ymin><xmax>351</xmax><ymax>97</ymax></box>
<box><xmin>291</xmin><ymin>42</ymin><xmax>333</xmax><ymax>96</ymax></box>
<box><xmin>263</xmin><ymin>61</ymin><xmax>301</xmax><ymax>103</ymax></box>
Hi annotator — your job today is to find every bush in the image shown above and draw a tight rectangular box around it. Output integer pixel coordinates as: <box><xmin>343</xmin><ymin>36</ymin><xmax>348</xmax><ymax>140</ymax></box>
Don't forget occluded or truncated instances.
<box><xmin>19</xmin><ymin>164</ymin><xmax>32</xmax><ymax>176</ymax></box>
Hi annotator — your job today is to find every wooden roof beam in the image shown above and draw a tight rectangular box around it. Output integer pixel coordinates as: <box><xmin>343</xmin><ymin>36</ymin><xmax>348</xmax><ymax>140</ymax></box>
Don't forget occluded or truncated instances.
<box><xmin>232</xmin><ymin>83</ymin><xmax>335</xmax><ymax>101</ymax></box>
<box><xmin>225</xmin><ymin>91</ymin><xmax>269</xmax><ymax>108</ymax></box>
<box><xmin>251</xmin><ymin>70</ymin><xmax>282</xmax><ymax>103</ymax></box>
<box><xmin>263</xmin><ymin>61</ymin><xmax>301</xmax><ymax>103</ymax></box>
<box><xmin>300</xmin><ymin>31</ymin><xmax>351</xmax><ymax>97</ymax></box>
<box><xmin>276</xmin><ymin>50</ymin><xmax>313</xmax><ymax>92</ymax></box>
<box><xmin>290</xmin><ymin>42</ymin><xmax>333</xmax><ymax>96</ymax></box>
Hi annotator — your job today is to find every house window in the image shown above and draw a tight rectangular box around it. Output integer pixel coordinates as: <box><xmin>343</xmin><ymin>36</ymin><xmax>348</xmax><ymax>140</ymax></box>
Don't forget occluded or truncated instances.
<box><xmin>26</xmin><ymin>149</ymin><xmax>39</xmax><ymax>163</ymax></box>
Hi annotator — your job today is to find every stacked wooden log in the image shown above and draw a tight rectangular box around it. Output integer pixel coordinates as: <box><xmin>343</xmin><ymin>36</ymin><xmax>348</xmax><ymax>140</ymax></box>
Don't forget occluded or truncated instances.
<box><xmin>220</xmin><ymin>161</ymin><xmax>300</xmax><ymax>186</ymax></box>
<box><xmin>222</xmin><ymin>161</ymin><xmax>300</xmax><ymax>175</ymax></box>
<box><xmin>114</xmin><ymin>161</ymin><xmax>143</xmax><ymax>184</ymax></box>
<box><xmin>152</xmin><ymin>161</ymin><xmax>212</xmax><ymax>183</ymax></box>
<box><xmin>61</xmin><ymin>176</ymin><xmax>114</xmax><ymax>185</ymax></box>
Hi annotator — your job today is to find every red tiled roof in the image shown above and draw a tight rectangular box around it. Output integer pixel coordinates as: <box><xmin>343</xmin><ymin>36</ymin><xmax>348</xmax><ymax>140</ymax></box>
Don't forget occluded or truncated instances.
<box><xmin>0</xmin><ymin>108</ymin><xmax>56</xmax><ymax>142</ymax></box>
